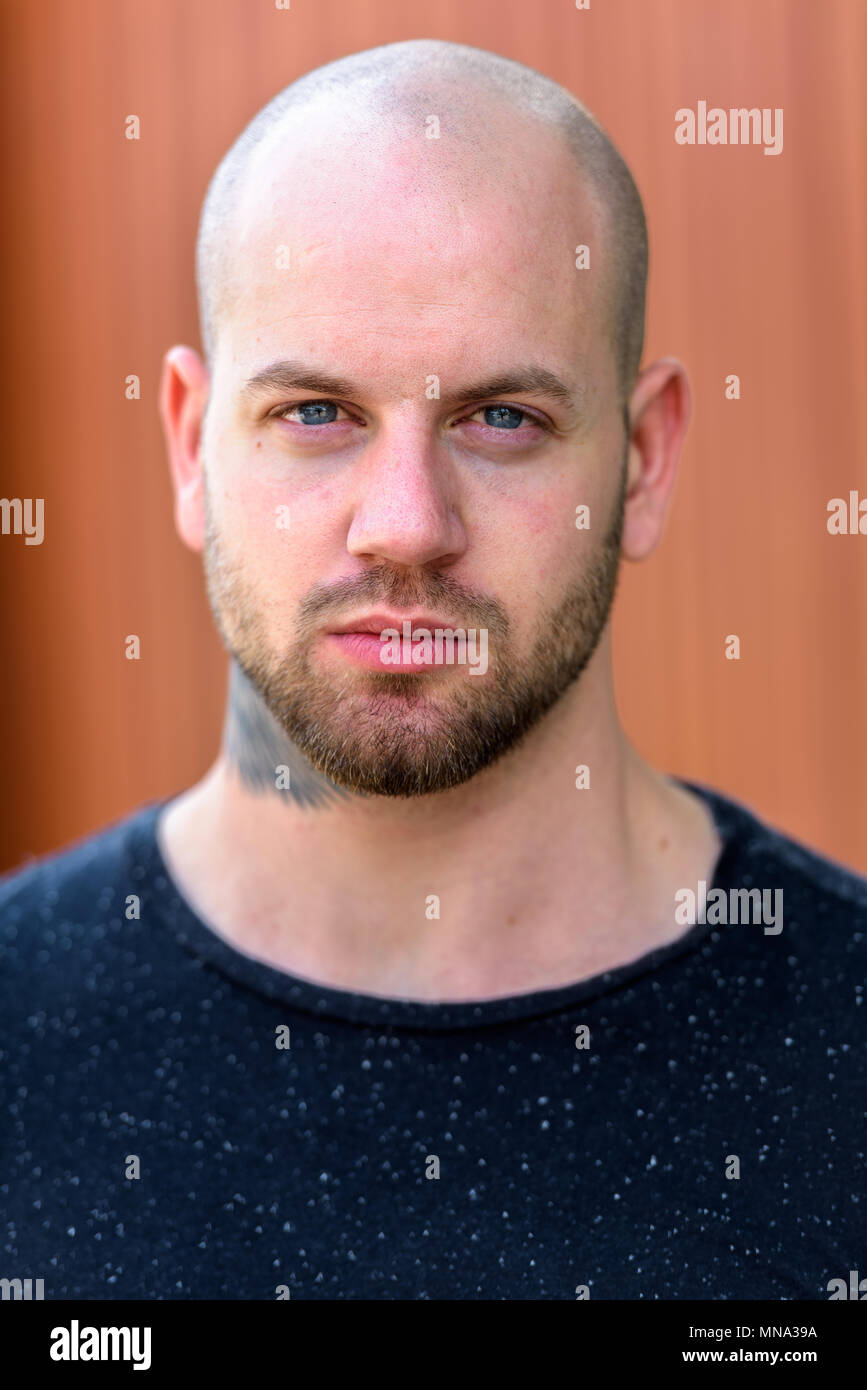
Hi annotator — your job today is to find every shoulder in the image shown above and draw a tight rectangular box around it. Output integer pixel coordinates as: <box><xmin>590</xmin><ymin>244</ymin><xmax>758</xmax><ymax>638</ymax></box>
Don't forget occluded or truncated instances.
<box><xmin>686</xmin><ymin>778</ymin><xmax>861</xmax><ymax>1006</ymax></box>
<box><xmin>0</xmin><ymin>803</ymin><xmax>163</xmax><ymax>996</ymax></box>
<box><xmin>690</xmin><ymin>778</ymin><xmax>867</xmax><ymax>921</ymax></box>
<box><xmin>0</xmin><ymin>804</ymin><xmax>160</xmax><ymax>912</ymax></box>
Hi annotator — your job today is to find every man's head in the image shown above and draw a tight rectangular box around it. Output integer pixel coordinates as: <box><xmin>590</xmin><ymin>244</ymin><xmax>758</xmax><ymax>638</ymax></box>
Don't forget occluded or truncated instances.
<box><xmin>161</xmin><ymin>39</ymin><xmax>690</xmax><ymax>797</ymax></box>
<box><xmin>196</xmin><ymin>40</ymin><xmax>649</xmax><ymax>406</ymax></box>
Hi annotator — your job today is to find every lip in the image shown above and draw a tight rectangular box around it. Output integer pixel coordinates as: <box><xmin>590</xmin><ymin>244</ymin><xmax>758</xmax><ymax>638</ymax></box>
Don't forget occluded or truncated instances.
<box><xmin>326</xmin><ymin>612</ymin><xmax>459</xmax><ymax>636</ymax></box>
<box><xmin>324</xmin><ymin>612</ymin><xmax>464</xmax><ymax>673</ymax></box>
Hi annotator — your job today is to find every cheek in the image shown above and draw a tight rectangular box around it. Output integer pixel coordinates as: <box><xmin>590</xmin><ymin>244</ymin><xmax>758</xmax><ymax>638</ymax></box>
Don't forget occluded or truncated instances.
<box><xmin>485</xmin><ymin>486</ymin><xmax>592</xmax><ymax>596</ymax></box>
<box><xmin>217</xmin><ymin>459</ymin><xmax>339</xmax><ymax>567</ymax></box>
<box><xmin>211</xmin><ymin>467</ymin><xmax>344</xmax><ymax>636</ymax></box>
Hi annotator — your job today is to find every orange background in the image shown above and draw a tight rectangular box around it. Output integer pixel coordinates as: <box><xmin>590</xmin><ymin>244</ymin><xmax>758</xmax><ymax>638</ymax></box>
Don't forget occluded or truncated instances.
<box><xmin>1</xmin><ymin>0</ymin><xmax>865</xmax><ymax>874</ymax></box>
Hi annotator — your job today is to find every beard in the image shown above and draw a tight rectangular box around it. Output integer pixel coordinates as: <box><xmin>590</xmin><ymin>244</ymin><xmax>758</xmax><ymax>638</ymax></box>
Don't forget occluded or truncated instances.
<box><xmin>203</xmin><ymin>469</ymin><xmax>625</xmax><ymax>799</ymax></box>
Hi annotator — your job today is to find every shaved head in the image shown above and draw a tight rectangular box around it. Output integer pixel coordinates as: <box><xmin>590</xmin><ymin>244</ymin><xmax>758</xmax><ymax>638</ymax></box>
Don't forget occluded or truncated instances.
<box><xmin>174</xmin><ymin>39</ymin><xmax>659</xmax><ymax>800</ymax></box>
<box><xmin>195</xmin><ymin>39</ymin><xmax>647</xmax><ymax>404</ymax></box>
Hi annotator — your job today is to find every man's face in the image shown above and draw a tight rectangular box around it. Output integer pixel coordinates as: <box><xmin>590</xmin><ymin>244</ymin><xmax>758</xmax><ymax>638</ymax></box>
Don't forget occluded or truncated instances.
<box><xmin>199</xmin><ymin>103</ymin><xmax>627</xmax><ymax>796</ymax></box>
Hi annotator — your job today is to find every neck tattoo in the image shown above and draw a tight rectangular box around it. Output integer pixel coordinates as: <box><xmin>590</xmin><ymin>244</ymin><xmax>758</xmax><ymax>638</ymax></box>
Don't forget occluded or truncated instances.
<box><xmin>222</xmin><ymin>663</ymin><xmax>347</xmax><ymax>809</ymax></box>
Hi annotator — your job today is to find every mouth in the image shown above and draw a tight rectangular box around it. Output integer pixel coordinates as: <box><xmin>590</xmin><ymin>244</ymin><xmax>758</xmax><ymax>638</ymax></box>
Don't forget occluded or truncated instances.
<box><xmin>327</xmin><ymin>612</ymin><xmax>457</xmax><ymax>636</ymax></box>
<box><xmin>324</xmin><ymin>612</ymin><xmax>463</xmax><ymax>672</ymax></box>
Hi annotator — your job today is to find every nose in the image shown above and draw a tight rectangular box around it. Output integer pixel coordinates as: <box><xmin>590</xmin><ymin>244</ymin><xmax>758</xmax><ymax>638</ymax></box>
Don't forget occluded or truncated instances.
<box><xmin>346</xmin><ymin>416</ymin><xmax>468</xmax><ymax>569</ymax></box>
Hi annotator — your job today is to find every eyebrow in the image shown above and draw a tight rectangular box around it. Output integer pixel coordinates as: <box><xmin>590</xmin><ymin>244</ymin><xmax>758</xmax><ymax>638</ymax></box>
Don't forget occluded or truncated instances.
<box><xmin>239</xmin><ymin>359</ymin><xmax>585</xmax><ymax>416</ymax></box>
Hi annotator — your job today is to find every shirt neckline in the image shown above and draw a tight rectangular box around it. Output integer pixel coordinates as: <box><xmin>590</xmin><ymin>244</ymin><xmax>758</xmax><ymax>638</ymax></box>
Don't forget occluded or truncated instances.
<box><xmin>128</xmin><ymin>778</ymin><xmax>759</xmax><ymax>1032</ymax></box>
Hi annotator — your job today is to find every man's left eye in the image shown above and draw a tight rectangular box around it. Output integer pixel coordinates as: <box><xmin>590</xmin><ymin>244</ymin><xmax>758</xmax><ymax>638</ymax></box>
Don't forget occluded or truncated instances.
<box><xmin>477</xmin><ymin>405</ymin><xmax>527</xmax><ymax>430</ymax></box>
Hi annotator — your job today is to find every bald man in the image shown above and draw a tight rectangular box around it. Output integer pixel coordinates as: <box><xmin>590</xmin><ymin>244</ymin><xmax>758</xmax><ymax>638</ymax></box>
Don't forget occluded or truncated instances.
<box><xmin>1</xmin><ymin>40</ymin><xmax>865</xmax><ymax>1303</ymax></box>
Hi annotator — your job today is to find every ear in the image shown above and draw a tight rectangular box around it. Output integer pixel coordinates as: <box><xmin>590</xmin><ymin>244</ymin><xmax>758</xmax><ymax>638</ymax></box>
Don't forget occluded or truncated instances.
<box><xmin>159</xmin><ymin>345</ymin><xmax>210</xmax><ymax>553</ymax></box>
<box><xmin>620</xmin><ymin>358</ymin><xmax>691</xmax><ymax>562</ymax></box>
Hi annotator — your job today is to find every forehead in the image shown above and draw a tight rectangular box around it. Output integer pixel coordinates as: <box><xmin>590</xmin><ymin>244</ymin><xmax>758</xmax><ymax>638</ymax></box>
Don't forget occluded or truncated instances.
<box><xmin>220</xmin><ymin>100</ymin><xmax>611</xmax><ymax>391</ymax></box>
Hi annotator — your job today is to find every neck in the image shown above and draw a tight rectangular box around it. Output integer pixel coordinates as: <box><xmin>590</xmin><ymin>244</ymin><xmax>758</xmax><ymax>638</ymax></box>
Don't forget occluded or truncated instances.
<box><xmin>222</xmin><ymin>661</ymin><xmax>349</xmax><ymax>809</ymax></box>
<box><xmin>158</xmin><ymin>639</ymin><xmax>720</xmax><ymax>1001</ymax></box>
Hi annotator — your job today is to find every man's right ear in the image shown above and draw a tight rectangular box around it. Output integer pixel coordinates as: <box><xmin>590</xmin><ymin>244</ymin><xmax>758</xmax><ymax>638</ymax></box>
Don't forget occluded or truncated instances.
<box><xmin>159</xmin><ymin>345</ymin><xmax>210</xmax><ymax>553</ymax></box>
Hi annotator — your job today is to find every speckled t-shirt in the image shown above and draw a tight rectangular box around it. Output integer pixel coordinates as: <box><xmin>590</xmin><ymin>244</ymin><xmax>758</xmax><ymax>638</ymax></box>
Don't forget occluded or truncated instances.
<box><xmin>1</xmin><ymin>781</ymin><xmax>864</xmax><ymax>1300</ymax></box>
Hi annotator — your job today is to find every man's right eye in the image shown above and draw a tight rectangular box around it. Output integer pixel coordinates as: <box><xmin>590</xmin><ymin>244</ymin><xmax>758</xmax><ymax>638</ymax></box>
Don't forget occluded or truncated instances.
<box><xmin>275</xmin><ymin>400</ymin><xmax>343</xmax><ymax>426</ymax></box>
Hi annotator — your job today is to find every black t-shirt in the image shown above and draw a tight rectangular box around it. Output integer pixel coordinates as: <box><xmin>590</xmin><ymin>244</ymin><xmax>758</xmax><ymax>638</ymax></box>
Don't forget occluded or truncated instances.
<box><xmin>0</xmin><ymin>781</ymin><xmax>864</xmax><ymax>1301</ymax></box>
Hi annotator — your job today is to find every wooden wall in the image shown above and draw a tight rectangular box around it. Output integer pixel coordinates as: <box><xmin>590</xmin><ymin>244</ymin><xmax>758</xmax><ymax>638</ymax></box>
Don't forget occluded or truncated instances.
<box><xmin>1</xmin><ymin>0</ymin><xmax>865</xmax><ymax>872</ymax></box>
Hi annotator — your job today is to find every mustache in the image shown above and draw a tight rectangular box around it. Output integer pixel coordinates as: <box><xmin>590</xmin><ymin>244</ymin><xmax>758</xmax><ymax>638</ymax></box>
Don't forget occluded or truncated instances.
<box><xmin>297</xmin><ymin>568</ymin><xmax>510</xmax><ymax>638</ymax></box>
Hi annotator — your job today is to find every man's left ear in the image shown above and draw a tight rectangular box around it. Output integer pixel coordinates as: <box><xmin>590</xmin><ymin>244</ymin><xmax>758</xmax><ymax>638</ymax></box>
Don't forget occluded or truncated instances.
<box><xmin>620</xmin><ymin>358</ymin><xmax>691</xmax><ymax>562</ymax></box>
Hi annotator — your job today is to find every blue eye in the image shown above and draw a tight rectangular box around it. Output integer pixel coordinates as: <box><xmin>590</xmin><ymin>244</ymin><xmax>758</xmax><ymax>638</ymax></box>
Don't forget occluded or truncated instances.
<box><xmin>483</xmin><ymin>405</ymin><xmax>524</xmax><ymax>429</ymax></box>
<box><xmin>294</xmin><ymin>401</ymin><xmax>339</xmax><ymax>425</ymax></box>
